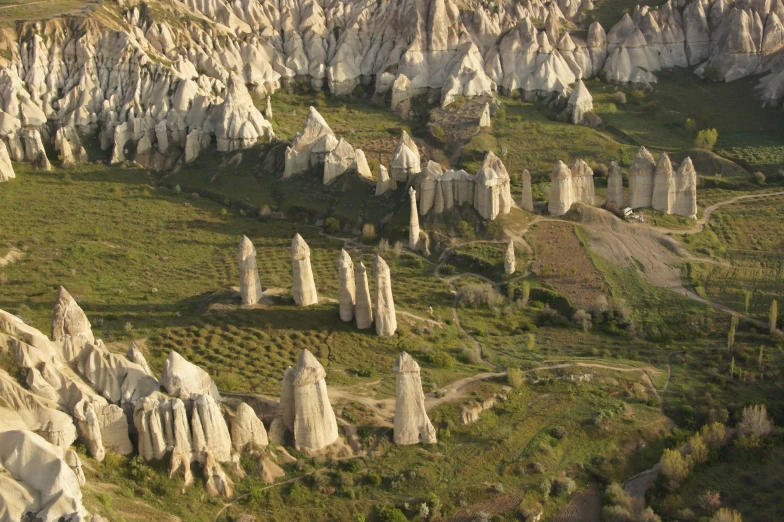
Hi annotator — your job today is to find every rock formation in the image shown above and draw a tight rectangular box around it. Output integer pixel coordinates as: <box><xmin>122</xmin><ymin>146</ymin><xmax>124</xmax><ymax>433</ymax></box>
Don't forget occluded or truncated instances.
<box><xmin>264</xmin><ymin>97</ymin><xmax>273</xmax><ymax>121</ymax></box>
<box><xmin>161</xmin><ymin>351</ymin><xmax>220</xmax><ymax>401</ymax></box>
<box><xmin>567</xmin><ymin>79</ymin><xmax>593</xmax><ymax>124</ymax></box>
<box><xmin>238</xmin><ymin>236</ymin><xmax>263</xmax><ymax>305</ymax></box>
<box><xmin>51</xmin><ymin>286</ymin><xmax>94</xmax><ymax>344</ymax></box>
<box><xmin>606</xmin><ymin>161</ymin><xmax>625</xmax><ymax>208</ymax></box>
<box><xmin>393</xmin><ymin>352</ymin><xmax>436</xmax><ymax>445</ymax></box>
<box><xmin>0</xmin><ymin>140</ymin><xmax>15</xmax><ymax>182</ymax></box>
<box><xmin>549</xmin><ymin>161</ymin><xmax>574</xmax><ymax>216</ymax></box>
<box><xmin>504</xmin><ymin>241</ymin><xmax>516</xmax><ymax>275</ymax></box>
<box><xmin>375</xmin><ymin>164</ymin><xmax>395</xmax><ymax>195</ymax></box>
<box><xmin>652</xmin><ymin>152</ymin><xmax>676</xmax><ymax>214</ymax></box>
<box><xmin>354</xmin><ymin>262</ymin><xmax>374</xmax><ymax>330</ymax></box>
<box><xmin>231</xmin><ymin>402</ymin><xmax>269</xmax><ymax>451</ymax></box>
<box><xmin>389</xmin><ymin>131</ymin><xmax>421</xmax><ymax>182</ymax></box>
<box><xmin>409</xmin><ymin>187</ymin><xmax>421</xmax><ymax>250</ymax></box>
<box><xmin>571</xmin><ymin>159</ymin><xmax>596</xmax><ymax>205</ymax></box>
<box><xmin>474</xmin><ymin>152</ymin><xmax>513</xmax><ymax>220</ymax></box>
<box><xmin>127</xmin><ymin>343</ymin><xmax>153</xmax><ymax>377</ymax></box>
<box><xmin>374</xmin><ymin>255</ymin><xmax>397</xmax><ymax>337</ymax></box>
<box><xmin>672</xmin><ymin>157</ymin><xmax>698</xmax><ymax>219</ymax></box>
<box><xmin>520</xmin><ymin>170</ymin><xmax>534</xmax><ymax>212</ymax></box>
<box><xmin>291</xmin><ymin>350</ymin><xmax>339</xmax><ymax>452</ymax></box>
<box><xmin>336</xmin><ymin>249</ymin><xmax>356</xmax><ymax>322</ymax></box>
<box><xmin>290</xmin><ymin>234</ymin><xmax>318</xmax><ymax>306</ymax></box>
<box><xmin>627</xmin><ymin>147</ymin><xmax>657</xmax><ymax>209</ymax></box>
<box><xmin>479</xmin><ymin>103</ymin><xmax>492</xmax><ymax>127</ymax></box>
<box><xmin>191</xmin><ymin>393</ymin><xmax>232</xmax><ymax>463</ymax></box>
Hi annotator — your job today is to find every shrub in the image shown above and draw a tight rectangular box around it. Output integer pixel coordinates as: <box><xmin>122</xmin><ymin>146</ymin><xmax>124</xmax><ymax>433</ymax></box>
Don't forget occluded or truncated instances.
<box><xmin>711</xmin><ymin>508</ymin><xmax>743</xmax><ymax>522</ymax></box>
<box><xmin>537</xmin><ymin>305</ymin><xmax>566</xmax><ymax>326</ymax></box>
<box><xmin>700</xmin><ymin>422</ymin><xmax>728</xmax><ymax>450</ymax></box>
<box><xmin>660</xmin><ymin>448</ymin><xmax>692</xmax><ymax>488</ymax></box>
<box><xmin>378</xmin><ymin>506</ymin><xmax>408</xmax><ymax>522</ymax></box>
<box><xmin>738</xmin><ymin>404</ymin><xmax>772</xmax><ymax>438</ymax></box>
<box><xmin>695</xmin><ymin>128</ymin><xmax>718</xmax><ymax>151</ymax></box>
<box><xmin>539</xmin><ymin>478</ymin><xmax>551</xmax><ymax>497</ymax></box>
<box><xmin>324</xmin><ymin>217</ymin><xmax>340</xmax><ymax>234</ymax></box>
<box><xmin>698</xmin><ymin>491</ymin><xmax>722</xmax><ymax>514</ymax></box>
<box><xmin>611</xmin><ymin>92</ymin><xmax>627</xmax><ymax>105</ymax></box>
<box><xmin>735</xmin><ymin>433</ymin><xmax>761</xmax><ymax>450</ymax></box>
<box><xmin>460</xmin><ymin>346</ymin><xmax>482</xmax><ymax>365</ymax></box>
<box><xmin>688</xmin><ymin>433</ymin><xmax>709</xmax><ymax>464</ymax></box>
<box><xmin>602</xmin><ymin>505</ymin><xmax>633</xmax><ymax>522</ymax></box>
<box><xmin>550</xmin><ymin>426</ymin><xmax>566</xmax><ymax>440</ymax></box>
<box><xmin>551</xmin><ymin>477</ymin><xmax>576</xmax><ymax>497</ymax></box>
<box><xmin>458</xmin><ymin>284</ymin><xmax>504</xmax><ymax>308</ymax></box>
<box><xmin>753</xmin><ymin>171</ymin><xmax>766</xmax><ymax>185</ymax></box>
<box><xmin>430</xmin><ymin>351</ymin><xmax>455</xmax><ymax>369</ymax></box>
<box><xmin>640</xmin><ymin>508</ymin><xmax>662</xmax><ymax>522</ymax></box>
<box><xmin>507</xmin><ymin>367</ymin><xmax>524</xmax><ymax>389</ymax></box>
<box><xmin>361</xmin><ymin>223</ymin><xmax>376</xmax><ymax>241</ymax></box>
<box><xmin>366</xmin><ymin>473</ymin><xmax>382</xmax><ymax>486</ymax></box>
<box><xmin>172</xmin><ymin>184</ymin><xmax>181</xmax><ymax>194</ymax></box>
<box><xmin>628</xmin><ymin>89</ymin><xmax>645</xmax><ymax>105</ymax></box>
<box><xmin>685</xmin><ymin>118</ymin><xmax>697</xmax><ymax>134</ymax></box>
<box><xmin>581</xmin><ymin>112</ymin><xmax>602</xmax><ymax>127</ymax></box>
<box><xmin>606</xmin><ymin>483</ymin><xmax>633</xmax><ymax>512</ymax></box>
<box><xmin>378</xmin><ymin>238</ymin><xmax>389</xmax><ymax>253</ymax></box>
<box><xmin>572</xmin><ymin>309</ymin><xmax>592</xmax><ymax>331</ymax></box>
<box><xmin>431</xmin><ymin>125</ymin><xmax>445</xmax><ymax>139</ymax></box>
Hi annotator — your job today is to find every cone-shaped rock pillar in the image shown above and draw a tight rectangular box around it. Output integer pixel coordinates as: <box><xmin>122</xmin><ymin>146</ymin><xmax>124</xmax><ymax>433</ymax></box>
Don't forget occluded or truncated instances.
<box><xmin>504</xmin><ymin>241</ymin><xmax>516</xmax><ymax>275</ymax></box>
<box><xmin>606</xmin><ymin>162</ymin><xmax>625</xmax><ymax>208</ymax></box>
<box><xmin>337</xmin><ymin>249</ymin><xmax>356</xmax><ymax>322</ymax></box>
<box><xmin>292</xmin><ymin>349</ymin><xmax>339</xmax><ymax>452</ymax></box>
<box><xmin>393</xmin><ymin>352</ymin><xmax>436</xmax><ymax>445</ymax></box>
<box><xmin>374</xmin><ymin>256</ymin><xmax>397</xmax><ymax>337</ymax></box>
<box><xmin>291</xmin><ymin>234</ymin><xmax>318</xmax><ymax>306</ymax></box>
<box><xmin>409</xmin><ymin>186</ymin><xmax>420</xmax><ymax>250</ymax></box>
<box><xmin>238</xmin><ymin>236</ymin><xmax>263</xmax><ymax>305</ymax></box>
<box><xmin>354</xmin><ymin>262</ymin><xmax>373</xmax><ymax>329</ymax></box>
<box><xmin>52</xmin><ymin>286</ymin><xmax>94</xmax><ymax>343</ymax></box>
<box><xmin>520</xmin><ymin>169</ymin><xmax>534</xmax><ymax>212</ymax></box>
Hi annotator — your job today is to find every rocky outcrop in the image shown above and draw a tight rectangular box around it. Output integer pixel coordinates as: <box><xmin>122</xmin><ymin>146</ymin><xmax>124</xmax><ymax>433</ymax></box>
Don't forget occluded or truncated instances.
<box><xmin>336</xmin><ymin>249</ymin><xmax>356</xmax><ymax>322</ymax></box>
<box><xmin>0</xmin><ymin>140</ymin><xmax>15</xmax><ymax>182</ymax></box>
<box><xmin>652</xmin><ymin>152</ymin><xmax>676</xmax><ymax>214</ymax></box>
<box><xmin>479</xmin><ymin>103</ymin><xmax>492</xmax><ymax>127</ymax></box>
<box><xmin>548</xmin><ymin>161</ymin><xmax>574</xmax><ymax>216</ymax></box>
<box><xmin>567</xmin><ymin>79</ymin><xmax>593</xmax><ymax>124</ymax></box>
<box><xmin>504</xmin><ymin>241</ymin><xmax>516</xmax><ymax>275</ymax></box>
<box><xmin>268</xmin><ymin>367</ymin><xmax>295</xmax><ymax>445</ymax></box>
<box><xmin>375</xmin><ymin>164</ymin><xmax>395</xmax><ymax>195</ymax></box>
<box><xmin>374</xmin><ymin>256</ymin><xmax>397</xmax><ymax>337</ymax></box>
<box><xmin>291</xmin><ymin>350</ymin><xmax>339</xmax><ymax>453</ymax></box>
<box><xmin>231</xmin><ymin>402</ymin><xmax>269</xmax><ymax>451</ymax></box>
<box><xmin>571</xmin><ymin>159</ymin><xmax>595</xmax><ymax>205</ymax></box>
<box><xmin>393</xmin><ymin>352</ymin><xmax>436</xmax><ymax>445</ymax></box>
<box><xmin>191</xmin><ymin>393</ymin><xmax>232</xmax><ymax>463</ymax></box>
<box><xmin>238</xmin><ymin>236</ymin><xmax>263</xmax><ymax>305</ymax></box>
<box><xmin>409</xmin><ymin>187</ymin><xmax>421</xmax><ymax>250</ymax></box>
<box><xmin>51</xmin><ymin>286</ymin><xmax>93</xmax><ymax>344</ymax></box>
<box><xmin>354</xmin><ymin>262</ymin><xmax>374</xmax><ymax>330</ymax></box>
<box><xmin>627</xmin><ymin>147</ymin><xmax>657</xmax><ymax>209</ymax></box>
<box><xmin>126</xmin><ymin>343</ymin><xmax>153</xmax><ymax>377</ymax></box>
<box><xmin>75</xmin><ymin>341</ymin><xmax>160</xmax><ymax>407</ymax></box>
<box><xmin>161</xmin><ymin>351</ymin><xmax>220</xmax><ymax>401</ymax></box>
<box><xmin>672</xmin><ymin>156</ymin><xmax>698</xmax><ymax>219</ymax></box>
<box><xmin>389</xmin><ymin>131</ymin><xmax>421</xmax><ymax>182</ymax></box>
<box><xmin>474</xmin><ymin>151</ymin><xmax>513</xmax><ymax>220</ymax></box>
<box><xmin>290</xmin><ymin>234</ymin><xmax>318</xmax><ymax>306</ymax></box>
<box><xmin>606</xmin><ymin>161</ymin><xmax>625</xmax><ymax>208</ymax></box>
<box><xmin>521</xmin><ymin>169</ymin><xmax>534</xmax><ymax>212</ymax></box>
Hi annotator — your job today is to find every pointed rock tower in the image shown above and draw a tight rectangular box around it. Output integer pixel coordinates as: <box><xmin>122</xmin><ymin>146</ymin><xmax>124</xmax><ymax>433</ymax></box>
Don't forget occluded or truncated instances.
<box><xmin>409</xmin><ymin>186</ymin><xmax>420</xmax><ymax>250</ymax></box>
<box><xmin>52</xmin><ymin>286</ymin><xmax>94</xmax><ymax>343</ymax></box>
<box><xmin>354</xmin><ymin>262</ymin><xmax>373</xmax><ymax>329</ymax></box>
<box><xmin>337</xmin><ymin>249</ymin><xmax>356</xmax><ymax>322</ymax></box>
<box><xmin>393</xmin><ymin>352</ymin><xmax>437</xmax><ymax>445</ymax></box>
<box><xmin>548</xmin><ymin>161</ymin><xmax>573</xmax><ymax>216</ymax></box>
<box><xmin>606</xmin><ymin>161</ymin><xmax>625</xmax><ymax>208</ymax></box>
<box><xmin>673</xmin><ymin>157</ymin><xmax>698</xmax><ymax>219</ymax></box>
<box><xmin>520</xmin><ymin>169</ymin><xmax>534</xmax><ymax>212</ymax></box>
<box><xmin>652</xmin><ymin>153</ymin><xmax>675</xmax><ymax>214</ymax></box>
<box><xmin>568</xmin><ymin>80</ymin><xmax>593</xmax><ymax>124</ymax></box>
<box><xmin>479</xmin><ymin>103</ymin><xmax>491</xmax><ymax>127</ymax></box>
<box><xmin>238</xmin><ymin>235</ymin><xmax>263</xmax><ymax>305</ymax></box>
<box><xmin>504</xmin><ymin>241</ymin><xmax>516</xmax><ymax>275</ymax></box>
<box><xmin>374</xmin><ymin>256</ymin><xmax>397</xmax><ymax>337</ymax></box>
<box><xmin>291</xmin><ymin>234</ymin><xmax>318</xmax><ymax>306</ymax></box>
<box><xmin>628</xmin><ymin>147</ymin><xmax>656</xmax><ymax>209</ymax></box>
<box><xmin>292</xmin><ymin>349</ymin><xmax>339</xmax><ymax>452</ymax></box>
<box><xmin>389</xmin><ymin>131</ymin><xmax>421</xmax><ymax>182</ymax></box>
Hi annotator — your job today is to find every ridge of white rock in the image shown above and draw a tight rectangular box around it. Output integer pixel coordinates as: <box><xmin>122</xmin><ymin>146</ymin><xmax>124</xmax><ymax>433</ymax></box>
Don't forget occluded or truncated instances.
<box><xmin>393</xmin><ymin>352</ymin><xmax>436</xmax><ymax>445</ymax></box>
<box><xmin>127</xmin><ymin>343</ymin><xmax>153</xmax><ymax>377</ymax></box>
<box><xmin>51</xmin><ymin>286</ymin><xmax>93</xmax><ymax>344</ymax></box>
<box><xmin>291</xmin><ymin>349</ymin><xmax>339</xmax><ymax>452</ymax></box>
<box><xmin>374</xmin><ymin>255</ymin><xmax>397</xmax><ymax>337</ymax></box>
<box><xmin>238</xmin><ymin>235</ymin><xmax>263</xmax><ymax>305</ymax></box>
<box><xmin>337</xmin><ymin>249</ymin><xmax>356</xmax><ymax>323</ymax></box>
<box><xmin>291</xmin><ymin>233</ymin><xmax>318</xmax><ymax>306</ymax></box>
<box><xmin>354</xmin><ymin>262</ymin><xmax>374</xmax><ymax>330</ymax></box>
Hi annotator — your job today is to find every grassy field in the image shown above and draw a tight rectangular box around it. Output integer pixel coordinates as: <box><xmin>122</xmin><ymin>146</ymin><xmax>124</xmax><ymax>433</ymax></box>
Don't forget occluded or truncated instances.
<box><xmin>0</xmin><ymin>0</ymin><xmax>95</xmax><ymax>22</ymax></box>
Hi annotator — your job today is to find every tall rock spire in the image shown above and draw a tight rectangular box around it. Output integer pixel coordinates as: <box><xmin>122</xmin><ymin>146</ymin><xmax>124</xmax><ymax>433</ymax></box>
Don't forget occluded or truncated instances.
<box><xmin>520</xmin><ymin>169</ymin><xmax>534</xmax><ymax>212</ymax></box>
<box><xmin>336</xmin><ymin>249</ymin><xmax>356</xmax><ymax>322</ymax></box>
<box><xmin>238</xmin><ymin>236</ymin><xmax>262</xmax><ymax>305</ymax></box>
<box><xmin>354</xmin><ymin>262</ymin><xmax>373</xmax><ymax>329</ymax></box>
<box><xmin>409</xmin><ymin>186</ymin><xmax>420</xmax><ymax>250</ymax></box>
<box><xmin>52</xmin><ymin>286</ymin><xmax>94</xmax><ymax>343</ymax></box>
<box><xmin>290</xmin><ymin>234</ymin><xmax>318</xmax><ymax>306</ymax></box>
<box><xmin>504</xmin><ymin>241</ymin><xmax>516</xmax><ymax>275</ymax></box>
<box><xmin>393</xmin><ymin>352</ymin><xmax>436</xmax><ymax>445</ymax></box>
<box><xmin>292</xmin><ymin>349</ymin><xmax>339</xmax><ymax>452</ymax></box>
<box><xmin>374</xmin><ymin>255</ymin><xmax>397</xmax><ymax>336</ymax></box>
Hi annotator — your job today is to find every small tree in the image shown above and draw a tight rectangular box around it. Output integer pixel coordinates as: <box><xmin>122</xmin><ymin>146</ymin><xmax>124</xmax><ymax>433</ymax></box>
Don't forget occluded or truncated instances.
<box><xmin>572</xmin><ymin>309</ymin><xmax>593</xmax><ymax>331</ymax></box>
<box><xmin>324</xmin><ymin>217</ymin><xmax>340</xmax><ymax>234</ymax></box>
<box><xmin>521</xmin><ymin>281</ymin><xmax>531</xmax><ymax>306</ymax></box>
<box><xmin>685</xmin><ymin>118</ymin><xmax>697</xmax><ymax>134</ymax></box>
<box><xmin>688</xmin><ymin>433</ymin><xmax>709</xmax><ymax>464</ymax></box>
<box><xmin>605</xmin><ymin>482</ymin><xmax>634</xmax><ymax>512</ymax></box>
<box><xmin>507</xmin><ymin>367</ymin><xmax>524</xmax><ymax>389</ymax></box>
<box><xmin>738</xmin><ymin>404</ymin><xmax>772</xmax><ymax>438</ymax></box>
<box><xmin>695</xmin><ymin>128</ymin><xmax>719</xmax><ymax>151</ymax></box>
<box><xmin>700</xmin><ymin>422</ymin><xmax>728</xmax><ymax>450</ymax></box>
<box><xmin>361</xmin><ymin>223</ymin><xmax>376</xmax><ymax>241</ymax></box>
<box><xmin>730</xmin><ymin>356</ymin><xmax>735</xmax><ymax>380</ymax></box>
<box><xmin>758</xmin><ymin>345</ymin><xmax>764</xmax><ymax>368</ymax></box>
<box><xmin>711</xmin><ymin>508</ymin><xmax>743</xmax><ymax>522</ymax></box>
<box><xmin>727</xmin><ymin>315</ymin><xmax>738</xmax><ymax>352</ymax></box>
<box><xmin>659</xmin><ymin>448</ymin><xmax>692</xmax><ymax>488</ymax></box>
<box><xmin>770</xmin><ymin>299</ymin><xmax>778</xmax><ymax>334</ymax></box>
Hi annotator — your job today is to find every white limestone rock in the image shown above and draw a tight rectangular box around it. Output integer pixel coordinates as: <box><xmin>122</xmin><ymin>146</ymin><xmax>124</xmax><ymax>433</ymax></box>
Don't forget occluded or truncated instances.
<box><xmin>568</xmin><ymin>79</ymin><xmax>593</xmax><ymax>124</ymax></box>
<box><xmin>389</xmin><ymin>131</ymin><xmax>421</xmax><ymax>182</ymax></box>
<box><xmin>268</xmin><ymin>367</ymin><xmax>295</xmax><ymax>445</ymax></box>
<box><xmin>374</xmin><ymin>255</ymin><xmax>397</xmax><ymax>337</ymax></box>
<box><xmin>336</xmin><ymin>249</ymin><xmax>356</xmax><ymax>323</ymax></box>
<box><xmin>571</xmin><ymin>159</ymin><xmax>595</xmax><ymax>205</ymax></box>
<box><xmin>292</xmin><ymin>350</ymin><xmax>339</xmax><ymax>452</ymax></box>
<box><xmin>238</xmin><ymin>236</ymin><xmax>263</xmax><ymax>305</ymax></box>
<box><xmin>284</xmin><ymin>107</ymin><xmax>335</xmax><ymax>179</ymax></box>
<box><xmin>191</xmin><ymin>393</ymin><xmax>232</xmax><ymax>463</ymax></box>
<box><xmin>627</xmin><ymin>146</ymin><xmax>656</xmax><ymax>209</ymax></box>
<box><xmin>231</xmin><ymin>402</ymin><xmax>268</xmax><ymax>451</ymax></box>
<box><xmin>20</xmin><ymin>129</ymin><xmax>51</xmax><ymax>170</ymax></box>
<box><xmin>393</xmin><ymin>352</ymin><xmax>436</xmax><ymax>445</ymax></box>
<box><xmin>354</xmin><ymin>262</ymin><xmax>374</xmax><ymax>330</ymax></box>
<box><xmin>52</xmin><ymin>286</ymin><xmax>94</xmax><ymax>344</ymax></box>
<box><xmin>520</xmin><ymin>169</ymin><xmax>534</xmax><ymax>212</ymax></box>
<box><xmin>409</xmin><ymin>186</ymin><xmax>421</xmax><ymax>250</ymax></box>
<box><xmin>652</xmin><ymin>152</ymin><xmax>676</xmax><ymax>214</ymax></box>
<box><xmin>0</xmin><ymin>140</ymin><xmax>14</xmax><ymax>182</ymax></box>
<box><xmin>606</xmin><ymin>161</ymin><xmax>625</xmax><ymax>208</ymax></box>
<box><xmin>290</xmin><ymin>234</ymin><xmax>318</xmax><ymax>306</ymax></box>
<box><xmin>161</xmin><ymin>351</ymin><xmax>220</xmax><ymax>401</ymax></box>
<box><xmin>375</xmin><ymin>164</ymin><xmax>396</xmax><ymax>195</ymax></box>
<box><xmin>264</xmin><ymin>97</ymin><xmax>273</xmax><ymax>120</ymax></box>
<box><xmin>323</xmin><ymin>138</ymin><xmax>356</xmax><ymax>185</ymax></box>
<box><xmin>211</xmin><ymin>76</ymin><xmax>274</xmax><ymax>152</ymax></box>
<box><xmin>548</xmin><ymin>160</ymin><xmax>573</xmax><ymax>216</ymax></box>
<box><xmin>504</xmin><ymin>241</ymin><xmax>516</xmax><ymax>275</ymax></box>
<box><xmin>75</xmin><ymin>341</ymin><xmax>160</xmax><ymax>406</ymax></box>
<box><xmin>127</xmin><ymin>342</ymin><xmax>153</xmax><ymax>377</ymax></box>
<box><xmin>479</xmin><ymin>103</ymin><xmax>492</xmax><ymax>127</ymax></box>
<box><xmin>474</xmin><ymin>151</ymin><xmax>512</xmax><ymax>220</ymax></box>
<box><xmin>672</xmin><ymin>156</ymin><xmax>698</xmax><ymax>219</ymax></box>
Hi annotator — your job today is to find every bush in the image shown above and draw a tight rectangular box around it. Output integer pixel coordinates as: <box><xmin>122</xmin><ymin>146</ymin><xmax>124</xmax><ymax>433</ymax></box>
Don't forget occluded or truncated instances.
<box><xmin>606</xmin><ymin>483</ymin><xmax>633</xmax><ymax>512</ymax></box>
<box><xmin>711</xmin><ymin>508</ymin><xmax>743</xmax><ymax>522</ymax></box>
<box><xmin>572</xmin><ymin>309</ymin><xmax>592</xmax><ymax>331</ymax></box>
<box><xmin>611</xmin><ymin>92</ymin><xmax>627</xmax><ymax>105</ymax></box>
<box><xmin>695</xmin><ymin>128</ymin><xmax>719</xmax><ymax>151</ymax></box>
<box><xmin>735</xmin><ymin>433</ymin><xmax>761</xmax><ymax>450</ymax></box>
<box><xmin>581</xmin><ymin>112</ymin><xmax>602</xmax><ymax>127</ymax></box>
<box><xmin>431</xmin><ymin>125</ymin><xmax>445</xmax><ymax>139</ymax></box>
<box><xmin>660</xmin><ymin>448</ymin><xmax>692</xmax><ymax>488</ymax></box>
<box><xmin>362</xmin><ymin>223</ymin><xmax>376</xmax><ymax>241</ymax></box>
<box><xmin>687</xmin><ymin>433</ymin><xmax>708</xmax><ymax>464</ymax></box>
<box><xmin>640</xmin><ymin>508</ymin><xmax>662</xmax><ymax>522</ymax></box>
<box><xmin>753</xmin><ymin>171</ymin><xmax>766</xmax><ymax>185</ymax></box>
<box><xmin>550</xmin><ymin>426</ymin><xmax>566</xmax><ymax>440</ymax></box>
<box><xmin>458</xmin><ymin>284</ymin><xmax>504</xmax><ymax>308</ymax></box>
<box><xmin>430</xmin><ymin>351</ymin><xmax>455</xmax><ymax>369</ymax></box>
<box><xmin>172</xmin><ymin>184</ymin><xmax>181</xmax><ymax>194</ymax></box>
<box><xmin>700</xmin><ymin>422</ymin><xmax>728</xmax><ymax>449</ymax></box>
<box><xmin>738</xmin><ymin>404</ymin><xmax>772</xmax><ymax>438</ymax></box>
<box><xmin>378</xmin><ymin>506</ymin><xmax>408</xmax><ymax>522</ymax></box>
<box><xmin>324</xmin><ymin>217</ymin><xmax>340</xmax><ymax>234</ymax></box>
<box><xmin>602</xmin><ymin>505</ymin><xmax>633</xmax><ymax>522</ymax></box>
<box><xmin>507</xmin><ymin>367</ymin><xmax>524</xmax><ymax>389</ymax></box>
<box><xmin>628</xmin><ymin>89</ymin><xmax>645</xmax><ymax>105</ymax></box>
<box><xmin>551</xmin><ymin>477</ymin><xmax>576</xmax><ymax>497</ymax></box>
<box><xmin>685</xmin><ymin>118</ymin><xmax>697</xmax><ymax>134</ymax></box>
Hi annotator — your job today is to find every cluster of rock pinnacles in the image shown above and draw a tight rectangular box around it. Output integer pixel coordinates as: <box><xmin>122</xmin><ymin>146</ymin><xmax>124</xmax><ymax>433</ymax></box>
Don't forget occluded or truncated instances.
<box><xmin>0</xmin><ymin>283</ymin><xmax>437</xmax><ymax>520</ymax></box>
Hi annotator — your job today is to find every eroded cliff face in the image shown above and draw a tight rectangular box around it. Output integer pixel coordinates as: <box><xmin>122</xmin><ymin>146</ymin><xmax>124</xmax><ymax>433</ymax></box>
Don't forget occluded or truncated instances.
<box><xmin>0</xmin><ymin>0</ymin><xmax>781</xmax><ymax>174</ymax></box>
